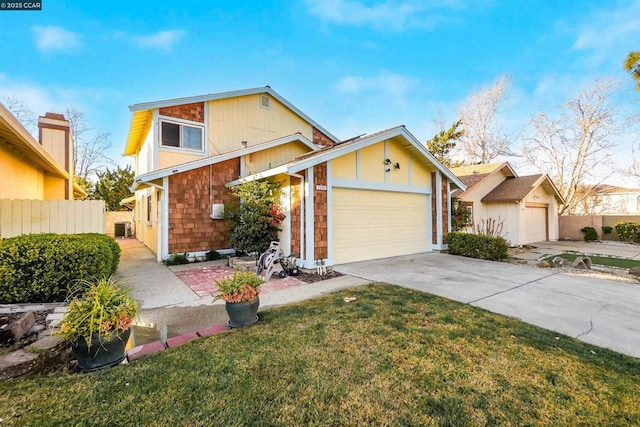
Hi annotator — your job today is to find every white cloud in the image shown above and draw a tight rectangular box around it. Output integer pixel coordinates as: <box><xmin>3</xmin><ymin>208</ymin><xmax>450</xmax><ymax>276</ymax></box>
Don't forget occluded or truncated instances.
<box><xmin>335</xmin><ymin>72</ymin><xmax>419</xmax><ymax>106</ymax></box>
<box><xmin>572</xmin><ymin>1</ymin><xmax>640</xmax><ymax>65</ymax></box>
<box><xmin>305</xmin><ymin>0</ymin><xmax>457</xmax><ymax>31</ymax></box>
<box><xmin>32</xmin><ymin>26</ymin><xmax>81</xmax><ymax>53</ymax></box>
<box><xmin>117</xmin><ymin>30</ymin><xmax>186</xmax><ymax>50</ymax></box>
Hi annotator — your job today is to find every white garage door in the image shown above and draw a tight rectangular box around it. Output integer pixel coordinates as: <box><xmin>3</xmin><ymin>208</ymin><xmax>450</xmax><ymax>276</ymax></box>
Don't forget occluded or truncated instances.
<box><xmin>523</xmin><ymin>207</ymin><xmax>548</xmax><ymax>244</ymax></box>
<box><xmin>332</xmin><ymin>188</ymin><xmax>429</xmax><ymax>264</ymax></box>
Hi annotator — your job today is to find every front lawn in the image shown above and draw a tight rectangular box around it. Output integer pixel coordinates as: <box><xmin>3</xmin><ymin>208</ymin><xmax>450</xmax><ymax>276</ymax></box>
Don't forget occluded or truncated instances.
<box><xmin>1</xmin><ymin>284</ymin><xmax>639</xmax><ymax>425</ymax></box>
<box><xmin>545</xmin><ymin>252</ymin><xmax>640</xmax><ymax>269</ymax></box>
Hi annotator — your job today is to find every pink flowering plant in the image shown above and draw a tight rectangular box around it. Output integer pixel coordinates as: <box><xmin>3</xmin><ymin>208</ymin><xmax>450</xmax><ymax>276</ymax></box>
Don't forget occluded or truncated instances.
<box><xmin>226</xmin><ymin>180</ymin><xmax>286</xmax><ymax>255</ymax></box>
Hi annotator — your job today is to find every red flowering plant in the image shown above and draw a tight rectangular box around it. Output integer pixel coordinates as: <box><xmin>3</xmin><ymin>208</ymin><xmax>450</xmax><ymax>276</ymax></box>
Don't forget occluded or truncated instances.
<box><xmin>227</xmin><ymin>180</ymin><xmax>287</xmax><ymax>256</ymax></box>
<box><xmin>213</xmin><ymin>271</ymin><xmax>266</xmax><ymax>303</ymax></box>
<box><xmin>56</xmin><ymin>276</ymin><xmax>138</xmax><ymax>347</ymax></box>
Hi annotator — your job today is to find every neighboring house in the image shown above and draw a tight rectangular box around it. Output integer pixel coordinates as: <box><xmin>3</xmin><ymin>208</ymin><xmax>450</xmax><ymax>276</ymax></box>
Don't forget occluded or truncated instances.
<box><xmin>0</xmin><ymin>104</ymin><xmax>86</xmax><ymax>200</ymax></box>
<box><xmin>571</xmin><ymin>184</ymin><xmax>640</xmax><ymax>215</ymax></box>
<box><xmin>450</xmin><ymin>162</ymin><xmax>564</xmax><ymax>245</ymax></box>
<box><xmin>124</xmin><ymin>86</ymin><xmax>465</xmax><ymax>266</ymax></box>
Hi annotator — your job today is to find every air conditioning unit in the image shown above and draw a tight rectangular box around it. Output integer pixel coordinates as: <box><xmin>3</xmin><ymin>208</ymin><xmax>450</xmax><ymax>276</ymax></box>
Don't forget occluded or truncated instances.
<box><xmin>211</xmin><ymin>203</ymin><xmax>224</xmax><ymax>220</ymax></box>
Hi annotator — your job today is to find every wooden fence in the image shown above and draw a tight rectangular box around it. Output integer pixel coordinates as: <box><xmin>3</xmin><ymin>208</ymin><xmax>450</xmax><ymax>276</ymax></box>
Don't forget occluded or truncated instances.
<box><xmin>0</xmin><ymin>199</ymin><xmax>105</xmax><ymax>238</ymax></box>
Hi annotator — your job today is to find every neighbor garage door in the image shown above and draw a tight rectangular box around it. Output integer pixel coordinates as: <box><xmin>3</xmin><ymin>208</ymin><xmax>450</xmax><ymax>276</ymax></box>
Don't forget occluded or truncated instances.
<box><xmin>332</xmin><ymin>188</ymin><xmax>429</xmax><ymax>264</ymax></box>
<box><xmin>523</xmin><ymin>206</ymin><xmax>548</xmax><ymax>243</ymax></box>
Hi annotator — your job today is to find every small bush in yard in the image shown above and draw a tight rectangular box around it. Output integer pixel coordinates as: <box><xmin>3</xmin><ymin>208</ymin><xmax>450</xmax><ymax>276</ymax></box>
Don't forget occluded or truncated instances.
<box><xmin>614</xmin><ymin>222</ymin><xmax>640</xmax><ymax>242</ymax></box>
<box><xmin>580</xmin><ymin>226</ymin><xmax>598</xmax><ymax>241</ymax></box>
<box><xmin>447</xmin><ymin>231</ymin><xmax>509</xmax><ymax>261</ymax></box>
<box><xmin>164</xmin><ymin>253</ymin><xmax>190</xmax><ymax>266</ymax></box>
<box><xmin>0</xmin><ymin>233</ymin><xmax>120</xmax><ymax>304</ymax></box>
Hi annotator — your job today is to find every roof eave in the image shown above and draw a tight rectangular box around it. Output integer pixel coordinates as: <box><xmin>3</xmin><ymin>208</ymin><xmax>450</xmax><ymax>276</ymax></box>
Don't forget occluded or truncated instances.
<box><xmin>127</xmin><ymin>86</ymin><xmax>340</xmax><ymax>145</ymax></box>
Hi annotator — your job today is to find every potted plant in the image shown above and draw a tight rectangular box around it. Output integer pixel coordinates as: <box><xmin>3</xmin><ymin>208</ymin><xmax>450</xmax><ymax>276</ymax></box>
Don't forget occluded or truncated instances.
<box><xmin>56</xmin><ymin>276</ymin><xmax>138</xmax><ymax>371</ymax></box>
<box><xmin>213</xmin><ymin>271</ymin><xmax>265</xmax><ymax>328</ymax></box>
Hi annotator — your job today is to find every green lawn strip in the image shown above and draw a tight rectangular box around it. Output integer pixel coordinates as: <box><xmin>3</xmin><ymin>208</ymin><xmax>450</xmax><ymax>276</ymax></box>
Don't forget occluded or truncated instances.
<box><xmin>545</xmin><ymin>252</ymin><xmax>640</xmax><ymax>269</ymax></box>
<box><xmin>1</xmin><ymin>284</ymin><xmax>639</xmax><ymax>425</ymax></box>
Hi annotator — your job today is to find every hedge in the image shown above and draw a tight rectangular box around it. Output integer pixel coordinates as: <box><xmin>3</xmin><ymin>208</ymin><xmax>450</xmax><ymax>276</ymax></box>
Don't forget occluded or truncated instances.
<box><xmin>614</xmin><ymin>222</ymin><xmax>640</xmax><ymax>242</ymax></box>
<box><xmin>447</xmin><ymin>232</ymin><xmax>509</xmax><ymax>261</ymax></box>
<box><xmin>0</xmin><ymin>233</ymin><xmax>121</xmax><ymax>304</ymax></box>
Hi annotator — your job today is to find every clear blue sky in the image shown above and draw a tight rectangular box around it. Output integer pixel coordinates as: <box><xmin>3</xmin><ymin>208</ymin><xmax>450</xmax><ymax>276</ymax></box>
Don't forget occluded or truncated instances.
<box><xmin>0</xmin><ymin>0</ymin><xmax>638</xmax><ymax>182</ymax></box>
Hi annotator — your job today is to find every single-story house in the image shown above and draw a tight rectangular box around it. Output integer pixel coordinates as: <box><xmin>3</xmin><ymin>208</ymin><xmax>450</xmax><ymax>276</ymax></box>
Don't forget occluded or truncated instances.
<box><xmin>450</xmin><ymin>162</ymin><xmax>564</xmax><ymax>245</ymax></box>
<box><xmin>124</xmin><ymin>86</ymin><xmax>465</xmax><ymax>266</ymax></box>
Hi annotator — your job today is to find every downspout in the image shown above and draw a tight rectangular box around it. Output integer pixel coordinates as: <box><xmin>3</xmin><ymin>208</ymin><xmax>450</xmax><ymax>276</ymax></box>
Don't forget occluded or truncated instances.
<box><xmin>287</xmin><ymin>172</ymin><xmax>305</xmax><ymax>267</ymax></box>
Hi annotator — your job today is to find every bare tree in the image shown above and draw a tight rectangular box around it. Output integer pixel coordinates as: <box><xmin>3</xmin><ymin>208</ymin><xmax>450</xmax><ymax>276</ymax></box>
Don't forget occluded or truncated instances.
<box><xmin>457</xmin><ymin>75</ymin><xmax>511</xmax><ymax>163</ymax></box>
<box><xmin>523</xmin><ymin>79</ymin><xmax>624</xmax><ymax>215</ymax></box>
<box><xmin>64</xmin><ymin>106</ymin><xmax>114</xmax><ymax>180</ymax></box>
<box><xmin>3</xmin><ymin>96</ymin><xmax>37</xmax><ymax>135</ymax></box>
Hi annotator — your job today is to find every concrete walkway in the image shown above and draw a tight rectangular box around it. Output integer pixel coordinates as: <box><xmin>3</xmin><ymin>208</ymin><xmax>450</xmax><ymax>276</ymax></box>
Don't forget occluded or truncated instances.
<box><xmin>116</xmin><ymin>238</ymin><xmax>640</xmax><ymax>358</ymax></box>
<box><xmin>114</xmin><ymin>239</ymin><xmax>369</xmax><ymax>334</ymax></box>
<box><xmin>335</xmin><ymin>252</ymin><xmax>640</xmax><ymax>359</ymax></box>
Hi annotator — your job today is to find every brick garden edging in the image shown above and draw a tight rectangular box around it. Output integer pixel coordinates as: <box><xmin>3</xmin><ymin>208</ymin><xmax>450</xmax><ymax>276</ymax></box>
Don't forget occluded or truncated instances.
<box><xmin>2</xmin><ymin>306</ymin><xmax>232</xmax><ymax>379</ymax></box>
<box><xmin>126</xmin><ymin>323</ymin><xmax>230</xmax><ymax>362</ymax></box>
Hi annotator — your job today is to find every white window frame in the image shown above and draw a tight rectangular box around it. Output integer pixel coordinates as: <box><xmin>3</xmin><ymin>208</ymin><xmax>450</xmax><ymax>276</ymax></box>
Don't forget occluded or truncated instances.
<box><xmin>159</xmin><ymin>118</ymin><xmax>204</xmax><ymax>152</ymax></box>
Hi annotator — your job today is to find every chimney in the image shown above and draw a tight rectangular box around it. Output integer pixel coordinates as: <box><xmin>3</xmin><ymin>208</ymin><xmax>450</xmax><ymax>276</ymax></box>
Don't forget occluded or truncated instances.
<box><xmin>38</xmin><ymin>112</ymin><xmax>73</xmax><ymax>175</ymax></box>
<box><xmin>38</xmin><ymin>112</ymin><xmax>74</xmax><ymax>199</ymax></box>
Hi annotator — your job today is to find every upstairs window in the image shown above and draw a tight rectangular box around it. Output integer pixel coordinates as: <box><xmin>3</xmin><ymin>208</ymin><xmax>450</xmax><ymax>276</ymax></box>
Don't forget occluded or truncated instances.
<box><xmin>161</xmin><ymin>120</ymin><xmax>203</xmax><ymax>151</ymax></box>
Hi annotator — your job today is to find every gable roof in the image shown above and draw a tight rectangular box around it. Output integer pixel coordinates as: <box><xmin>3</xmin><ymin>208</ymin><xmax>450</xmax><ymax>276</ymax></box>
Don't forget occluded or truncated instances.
<box><xmin>450</xmin><ymin>162</ymin><xmax>516</xmax><ymax>198</ymax></box>
<box><xmin>125</xmin><ymin>86</ymin><xmax>339</xmax><ymax>156</ymax></box>
<box><xmin>131</xmin><ymin>133</ymin><xmax>316</xmax><ymax>190</ymax></box>
<box><xmin>482</xmin><ymin>174</ymin><xmax>564</xmax><ymax>203</ymax></box>
<box><xmin>229</xmin><ymin>125</ymin><xmax>466</xmax><ymax>190</ymax></box>
<box><xmin>0</xmin><ymin>103</ymin><xmax>86</xmax><ymax>198</ymax></box>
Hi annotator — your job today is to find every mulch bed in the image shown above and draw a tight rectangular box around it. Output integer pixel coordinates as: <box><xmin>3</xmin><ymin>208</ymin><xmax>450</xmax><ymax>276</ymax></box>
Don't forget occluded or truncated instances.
<box><xmin>296</xmin><ymin>270</ymin><xmax>342</xmax><ymax>284</ymax></box>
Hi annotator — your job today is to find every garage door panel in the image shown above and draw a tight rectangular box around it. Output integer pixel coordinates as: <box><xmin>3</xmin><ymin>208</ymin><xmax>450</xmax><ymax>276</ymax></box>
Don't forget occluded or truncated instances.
<box><xmin>523</xmin><ymin>207</ymin><xmax>547</xmax><ymax>243</ymax></box>
<box><xmin>332</xmin><ymin>189</ymin><xmax>429</xmax><ymax>264</ymax></box>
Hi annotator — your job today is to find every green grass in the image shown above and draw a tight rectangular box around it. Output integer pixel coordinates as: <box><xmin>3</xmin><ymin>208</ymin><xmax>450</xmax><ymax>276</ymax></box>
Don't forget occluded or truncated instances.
<box><xmin>1</xmin><ymin>284</ymin><xmax>639</xmax><ymax>425</ymax></box>
<box><xmin>545</xmin><ymin>252</ymin><xmax>640</xmax><ymax>269</ymax></box>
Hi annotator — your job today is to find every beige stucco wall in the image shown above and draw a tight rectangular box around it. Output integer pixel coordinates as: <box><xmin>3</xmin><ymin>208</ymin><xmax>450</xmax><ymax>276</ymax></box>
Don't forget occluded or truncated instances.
<box><xmin>559</xmin><ymin>215</ymin><xmax>640</xmax><ymax>241</ymax></box>
<box><xmin>105</xmin><ymin>210</ymin><xmax>135</xmax><ymax>236</ymax></box>
<box><xmin>208</xmin><ymin>94</ymin><xmax>312</xmax><ymax>155</ymax></box>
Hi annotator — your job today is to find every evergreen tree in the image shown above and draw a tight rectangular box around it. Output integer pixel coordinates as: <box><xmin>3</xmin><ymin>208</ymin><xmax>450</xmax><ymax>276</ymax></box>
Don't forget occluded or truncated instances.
<box><xmin>90</xmin><ymin>165</ymin><xmax>134</xmax><ymax>211</ymax></box>
<box><xmin>624</xmin><ymin>51</ymin><xmax>640</xmax><ymax>91</ymax></box>
<box><xmin>426</xmin><ymin>120</ymin><xmax>465</xmax><ymax>168</ymax></box>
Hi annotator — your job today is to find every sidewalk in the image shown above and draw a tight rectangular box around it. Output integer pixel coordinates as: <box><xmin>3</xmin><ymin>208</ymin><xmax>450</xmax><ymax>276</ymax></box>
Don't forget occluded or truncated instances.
<box><xmin>114</xmin><ymin>238</ymin><xmax>370</xmax><ymax>333</ymax></box>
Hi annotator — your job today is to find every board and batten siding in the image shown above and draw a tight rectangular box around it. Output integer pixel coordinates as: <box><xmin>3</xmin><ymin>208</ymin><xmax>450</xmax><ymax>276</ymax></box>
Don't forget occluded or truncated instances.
<box><xmin>207</xmin><ymin>95</ymin><xmax>313</xmax><ymax>155</ymax></box>
<box><xmin>0</xmin><ymin>199</ymin><xmax>105</xmax><ymax>238</ymax></box>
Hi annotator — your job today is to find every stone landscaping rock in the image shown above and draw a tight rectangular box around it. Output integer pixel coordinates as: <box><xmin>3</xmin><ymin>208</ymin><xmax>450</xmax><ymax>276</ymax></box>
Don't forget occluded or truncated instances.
<box><xmin>571</xmin><ymin>257</ymin><xmax>592</xmax><ymax>270</ymax></box>
<box><xmin>537</xmin><ymin>260</ymin><xmax>551</xmax><ymax>268</ymax></box>
<box><xmin>0</xmin><ymin>312</ymin><xmax>36</xmax><ymax>341</ymax></box>
<box><xmin>628</xmin><ymin>267</ymin><xmax>640</xmax><ymax>277</ymax></box>
<box><xmin>552</xmin><ymin>257</ymin><xmax>566</xmax><ymax>267</ymax></box>
<box><xmin>0</xmin><ymin>350</ymin><xmax>39</xmax><ymax>380</ymax></box>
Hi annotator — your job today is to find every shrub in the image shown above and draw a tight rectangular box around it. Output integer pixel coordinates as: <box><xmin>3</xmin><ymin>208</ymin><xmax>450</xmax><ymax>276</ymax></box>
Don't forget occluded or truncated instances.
<box><xmin>614</xmin><ymin>222</ymin><xmax>640</xmax><ymax>242</ymax></box>
<box><xmin>580</xmin><ymin>226</ymin><xmax>598</xmax><ymax>241</ymax></box>
<box><xmin>0</xmin><ymin>233</ymin><xmax>121</xmax><ymax>304</ymax></box>
<box><xmin>206</xmin><ymin>250</ymin><xmax>222</xmax><ymax>261</ymax></box>
<box><xmin>226</xmin><ymin>180</ymin><xmax>285</xmax><ymax>256</ymax></box>
<box><xmin>601</xmin><ymin>226</ymin><xmax>613</xmax><ymax>235</ymax></box>
<box><xmin>164</xmin><ymin>253</ymin><xmax>190</xmax><ymax>266</ymax></box>
<box><xmin>447</xmin><ymin>232</ymin><xmax>509</xmax><ymax>261</ymax></box>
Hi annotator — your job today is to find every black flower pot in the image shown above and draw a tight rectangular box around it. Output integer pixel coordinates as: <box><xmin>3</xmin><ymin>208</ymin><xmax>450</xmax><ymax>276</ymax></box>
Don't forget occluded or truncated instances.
<box><xmin>70</xmin><ymin>329</ymin><xmax>131</xmax><ymax>372</ymax></box>
<box><xmin>225</xmin><ymin>297</ymin><xmax>260</xmax><ymax>328</ymax></box>
<box><xmin>288</xmin><ymin>267</ymin><xmax>299</xmax><ymax>276</ymax></box>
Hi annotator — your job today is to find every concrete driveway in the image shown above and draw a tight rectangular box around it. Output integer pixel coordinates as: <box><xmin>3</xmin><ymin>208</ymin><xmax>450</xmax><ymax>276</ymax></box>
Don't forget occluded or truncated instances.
<box><xmin>335</xmin><ymin>252</ymin><xmax>640</xmax><ymax>359</ymax></box>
